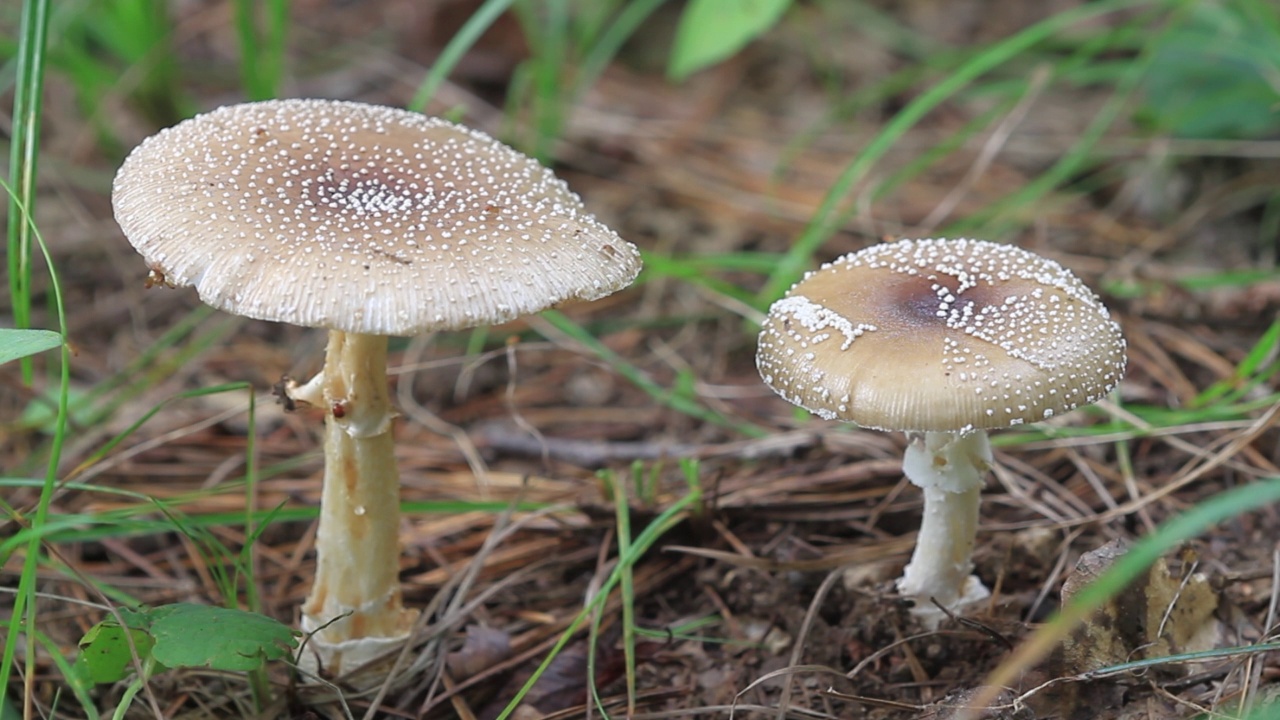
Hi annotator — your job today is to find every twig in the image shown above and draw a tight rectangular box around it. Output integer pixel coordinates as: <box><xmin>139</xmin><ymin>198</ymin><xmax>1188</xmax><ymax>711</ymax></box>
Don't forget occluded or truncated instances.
<box><xmin>475</xmin><ymin>421</ymin><xmax>820</xmax><ymax>467</ymax></box>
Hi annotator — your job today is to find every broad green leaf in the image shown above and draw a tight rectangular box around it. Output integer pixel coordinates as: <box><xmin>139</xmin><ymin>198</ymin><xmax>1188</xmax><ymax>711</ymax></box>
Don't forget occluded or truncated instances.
<box><xmin>668</xmin><ymin>0</ymin><xmax>793</xmax><ymax>81</ymax></box>
<box><xmin>147</xmin><ymin>604</ymin><xmax>298</xmax><ymax>672</ymax></box>
<box><xmin>74</xmin><ymin>609</ymin><xmax>158</xmax><ymax>683</ymax></box>
<box><xmin>74</xmin><ymin>604</ymin><xmax>296</xmax><ymax>683</ymax></box>
<box><xmin>0</xmin><ymin>328</ymin><xmax>62</xmax><ymax>365</ymax></box>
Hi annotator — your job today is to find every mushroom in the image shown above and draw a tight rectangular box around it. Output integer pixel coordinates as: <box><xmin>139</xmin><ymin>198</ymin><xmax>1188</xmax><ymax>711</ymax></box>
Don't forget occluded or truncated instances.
<box><xmin>112</xmin><ymin>99</ymin><xmax>642</xmax><ymax>673</ymax></box>
<box><xmin>756</xmin><ymin>238</ymin><xmax>1125</xmax><ymax>626</ymax></box>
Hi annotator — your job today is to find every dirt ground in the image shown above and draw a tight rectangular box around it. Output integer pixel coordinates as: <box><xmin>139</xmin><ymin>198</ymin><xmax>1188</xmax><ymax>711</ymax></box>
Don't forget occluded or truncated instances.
<box><xmin>5</xmin><ymin>1</ymin><xmax>1280</xmax><ymax>718</ymax></box>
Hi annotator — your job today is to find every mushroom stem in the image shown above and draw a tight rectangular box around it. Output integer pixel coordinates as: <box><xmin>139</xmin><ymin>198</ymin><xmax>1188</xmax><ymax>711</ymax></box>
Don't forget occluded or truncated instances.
<box><xmin>897</xmin><ymin>430</ymin><xmax>992</xmax><ymax>626</ymax></box>
<box><xmin>300</xmin><ymin>330</ymin><xmax>418</xmax><ymax>674</ymax></box>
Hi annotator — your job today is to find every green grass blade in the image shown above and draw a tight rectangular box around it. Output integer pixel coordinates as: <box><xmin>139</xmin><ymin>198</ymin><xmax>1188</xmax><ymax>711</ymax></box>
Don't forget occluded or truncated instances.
<box><xmin>0</xmin><ymin>179</ymin><xmax>71</xmax><ymax>711</ymax></box>
<box><xmin>512</xmin><ymin>0</ymin><xmax>570</xmax><ymax>161</ymax></box>
<box><xmin>63</xmin><ymin>382</ymin><xmax>255</xmax><ymax>482</ymax></box>
<box><xmin>618</xmin><ymin>463</ymin><xmax>638</xmax><ymax>715</ymax></box>
<box><xmin>0</xmin><ymin>475</ymin><xmax>547</xmax><ymax>548</ymax></box>
<box><xmin>233</xmin><ymin>0</ymin><xmax>261</xmax><ymax>98</ymax></box>
<box><xmin>495</xmin><ymin>467</ymin><xmax>703</xmax><ymax>720</ymax></box>
<box><xmin>57</xmin><ymin>308</ymin><xmax>224</xmax><ymax>432</ymax></box>
<box><xmin>233</xmin><ymin>0</ymin><xmax>289</xmax><ymax>100</ymax></box>
<box><xmin>571</xmin><ymin>0</ymin><xmax>668</xmax><ymax>102</ymax></box>
<box><xmin>1192</xmin><ymin>317</ymin><xmax>1280</xmax><ymax>408</ymax></box>
<box><xmin>1079</xmin><ymin>639</ymin><xmax>1280</xmax><ymax>680</ymax></box>
<box><xmin>265</xmin><ymin>0</ymin><xmax>289</xmax><ymax>98</ymax></box>
<box><xmin>240</xmin><ymin>391</ymin><xmax>262</xmax><ymax>615</ymax></box>
<box><xmin>35</xmin><ymin>630</ymin><xmax>99</xmax><ymax>719</ymax></box>
<box><xmin>978</xmin><ymin>477</ymin><xmax>1280</xmax><ymax>701</ymax></box>
<box><xmin>948</xmin><ymin>6</ymin><xmax>1185</xmax><ymax>238</ymax></box>
<box><xmin>538</xmin><ymin>310</ymin><xmax>767</xmax><ymax>437</ymax></box>
<box><xmin>641</xmin><ymin>253</ymin><xmax>760</xmax><ymax>306</ymax></box>
<box><xmin>407</xmin><ymin>0</ymin><xmax>518</xmax><ymax>113</ymax></box>
<box><xmin>758</xmin><ymin>0</ymin><xmax>1154</xmax><ymax>303</ymax></box>
<box><xmin>5</xmin><ymin>0</ymin><xmax>51</xmax><ymax>385</ymax></box>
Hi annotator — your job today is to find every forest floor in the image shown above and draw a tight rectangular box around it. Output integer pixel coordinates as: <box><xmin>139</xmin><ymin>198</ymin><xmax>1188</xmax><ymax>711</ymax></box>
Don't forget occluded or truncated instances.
<box><xmin>4</xmin><ymin>1</ymin><xmax>1280</xmax><ymax>718</ymax></box>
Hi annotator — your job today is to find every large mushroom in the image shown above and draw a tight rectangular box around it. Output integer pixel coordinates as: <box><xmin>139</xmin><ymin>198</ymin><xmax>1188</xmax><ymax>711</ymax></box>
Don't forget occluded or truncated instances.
<box><xmin>112</xmin><ymin>99</ymin><xmax>642</xmax><ymax>673</ymax></box>
<box><xmin>756</xmin><ymin>238</ymin><xmax>1125</xmax><ymax>626</ymax></box>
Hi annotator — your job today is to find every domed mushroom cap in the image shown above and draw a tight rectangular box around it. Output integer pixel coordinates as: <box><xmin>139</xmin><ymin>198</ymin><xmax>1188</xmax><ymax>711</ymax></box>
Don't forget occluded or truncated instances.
<box><xmin>756</xmin><ymin>238</ymin><xmax>1126</xmax><ymax>432</ymax></box>
<box><xmin>112</xmin><ymin>99</ymin><xmax>642</xmax><ymax>335</ymax></box>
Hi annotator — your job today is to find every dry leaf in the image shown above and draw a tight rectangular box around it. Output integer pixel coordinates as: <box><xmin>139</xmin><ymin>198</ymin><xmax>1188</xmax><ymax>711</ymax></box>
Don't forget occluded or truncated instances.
<box><xmin>1060</xmin><ymin>540</ymin><xmax>1220</xmax><ymax>674</ymax></box>
<box><xmin>446</xmin><ymin>625</ymin><xmax>512</xmax><ymax>678</ymax></box>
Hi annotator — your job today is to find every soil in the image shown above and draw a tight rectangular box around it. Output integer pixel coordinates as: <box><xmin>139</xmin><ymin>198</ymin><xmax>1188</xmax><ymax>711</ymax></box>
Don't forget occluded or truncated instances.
<box><xmin>4</xmin><ymin>1</ymin><xmax>1280</xmax><ymax>719</ymax></box>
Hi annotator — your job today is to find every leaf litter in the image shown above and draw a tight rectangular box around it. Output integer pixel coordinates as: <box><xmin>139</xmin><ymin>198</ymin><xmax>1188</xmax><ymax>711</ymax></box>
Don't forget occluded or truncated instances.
<box><xmin>4</xmin><ymin>1</ymin><xmax>1280</xmax><ymax>718</ymax></box>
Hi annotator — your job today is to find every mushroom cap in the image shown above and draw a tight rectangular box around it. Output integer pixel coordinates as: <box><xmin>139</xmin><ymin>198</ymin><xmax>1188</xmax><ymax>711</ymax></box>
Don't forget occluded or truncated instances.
<box><xmin>756</xmin><ymin>238</ymin><xmax>1126</xmax><ymax>432</ymax></box>
<box><xmin>112</xmin><ymin>99</ymin><xmax>642</xmax><ymax>335</ymax></box>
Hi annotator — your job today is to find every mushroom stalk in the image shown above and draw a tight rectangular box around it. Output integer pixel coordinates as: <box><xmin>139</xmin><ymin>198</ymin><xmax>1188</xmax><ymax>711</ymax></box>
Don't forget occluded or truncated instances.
<box><xmin>300</xmin><ymin>331</ymin><xmax>417</xmax><ymax>673</ymax></box>
<box><xmin>897</xmin><ymin>430</ymin><xmax>992</xmax><ymax>625</ymax></box>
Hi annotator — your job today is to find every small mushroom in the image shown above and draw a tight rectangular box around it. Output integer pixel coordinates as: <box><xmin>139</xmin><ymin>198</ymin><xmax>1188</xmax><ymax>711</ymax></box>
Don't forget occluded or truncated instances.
<box><xmin>113</xmin><ymin>99</ymin><xmax>642</xmax><ymax>673</ymax></box>
<box><xmin>756</xmin><ymin>238</ymin><xmax>1125</xmax><ymax>626</ymax></box>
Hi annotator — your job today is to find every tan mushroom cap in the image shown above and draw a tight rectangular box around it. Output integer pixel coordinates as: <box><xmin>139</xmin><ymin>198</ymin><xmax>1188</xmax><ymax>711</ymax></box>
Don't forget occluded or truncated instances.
<box><xmin>112</xmin><ymin>99</ymin><xmax>642</xmax><ymax>335</ymax></box>
<box><xmin>757</xmin><ymin>238</ymin><xmax>1126</xmax><ymax>432</ymax></box>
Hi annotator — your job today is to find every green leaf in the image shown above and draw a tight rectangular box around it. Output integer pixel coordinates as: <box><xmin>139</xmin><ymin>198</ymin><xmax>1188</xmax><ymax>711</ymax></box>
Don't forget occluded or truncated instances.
<box><xmin>74</xmin><ymin>609</ymin><xmax>158</xmax><ymax>684</ymax></box>
<box><xmin>74</xmin><ymin>604</ymin><xmax>297</xmax><ymax>683</ymax></box>
<box><xmin>0</xmin><ymin>328</ymin><xmax>61</xmax><ymax>365</ymax></box>
<box><xmin>668</xmin><ymin>0</ymin><xmax>793</xmax><ymax>81</ymax></box>
<box><xmin>147</xmin><ymin>604</ymin><xmax>298</xmax><ymax>672</ymax></box>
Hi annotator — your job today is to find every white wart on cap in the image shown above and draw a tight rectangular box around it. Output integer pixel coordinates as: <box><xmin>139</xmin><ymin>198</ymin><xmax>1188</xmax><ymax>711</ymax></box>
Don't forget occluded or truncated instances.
<box><xmin>112</xmin><ymin>99</ymin><xmax>642</xmax><ymax>335</ymax></box>
<box><xmin>757</xmin><ymin>238</ymin><xmax>1126</xmax><ymax>432</ymax></box>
